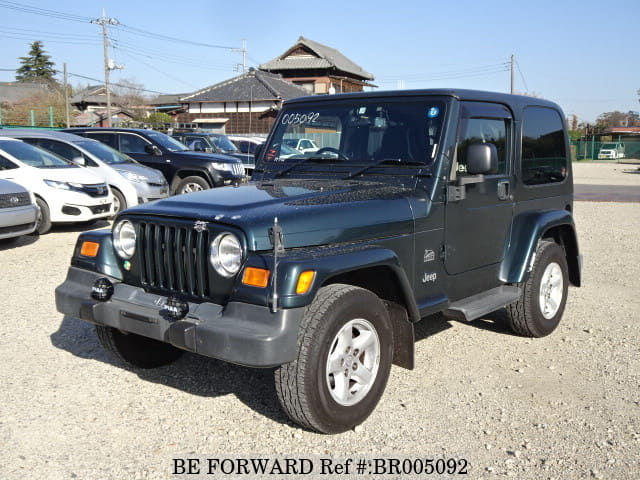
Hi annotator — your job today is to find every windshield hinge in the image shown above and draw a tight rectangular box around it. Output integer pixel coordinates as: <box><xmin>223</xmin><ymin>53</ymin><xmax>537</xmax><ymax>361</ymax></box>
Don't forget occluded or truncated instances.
<box><xmin>268</xmin><ymin>217</ymin><xmax>285</xmax><ymax>313</ymax></box>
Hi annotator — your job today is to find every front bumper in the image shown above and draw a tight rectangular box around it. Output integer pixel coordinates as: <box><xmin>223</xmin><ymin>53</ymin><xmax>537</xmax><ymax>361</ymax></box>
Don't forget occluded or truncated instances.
<box><xmin>136</xmin><ymin>181</ymin><xmax>170</xmax><ymax>204</ymax></box>
<box><xmin>0</xmin><ymin>204</ymin><xmax>38</xmax><ymax>239</ymax></box>
<box><xmin>55</xmin><ymin>267</ymin><xmax>304</xmax><ymax>367</ymax></box>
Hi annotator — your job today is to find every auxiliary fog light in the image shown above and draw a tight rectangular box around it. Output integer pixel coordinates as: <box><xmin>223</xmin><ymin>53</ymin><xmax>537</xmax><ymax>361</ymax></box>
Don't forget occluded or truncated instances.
<box><xmin>91</xmin><ymin>277</ymin><xmax>114</xmax><ymax>302</ymax></box>
<box><xmin>162</xmin><ymin>295</ymin><xmax>189</xmax><ymax>321</ymax></box>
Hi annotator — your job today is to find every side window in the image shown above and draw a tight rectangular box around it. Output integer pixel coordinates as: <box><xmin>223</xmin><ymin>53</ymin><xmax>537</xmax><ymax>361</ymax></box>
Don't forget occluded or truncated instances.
<box><xmin>86</xmin><ymin>132</ymin><xmax>117</xmax><ymax>149</ymax></box>
<box><xmin>0</xmin><ymin>155</ymin><xmax>19</xmax><ymax>170</ymax></box>
<box><xmin>28</xmin><ymin>139</ymin><xmax>97</xmax><ymax>166</ymax></box>
<box><xmin>119</xmin><ymin>134</ymin><xmax>150</xmax><ymax>154</ymax></box>
<box><xmin>521</xmin><ymin>107</ymin><xmax>567</xmax><ymax>185</ymax></box>
<box><xmin>456</xmin><ymin>117</ymin><xmax>508</xmax><ymax>175</ymax></box>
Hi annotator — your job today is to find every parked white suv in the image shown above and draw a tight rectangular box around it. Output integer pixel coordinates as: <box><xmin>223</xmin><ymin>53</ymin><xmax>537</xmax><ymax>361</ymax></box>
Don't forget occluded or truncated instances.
<box><xmin>2</xmin><ymin>130</ymin><xmax>169</xmax><ymax>214</ymax></box>
<box><xmin>0</xmin><ymin>138</ymin><xmax>113</xmax><ymax>234</ymax></box>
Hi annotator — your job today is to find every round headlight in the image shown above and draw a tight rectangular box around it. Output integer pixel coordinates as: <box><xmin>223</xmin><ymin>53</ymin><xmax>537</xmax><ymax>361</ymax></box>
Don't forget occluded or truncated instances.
<box><xmin>210</xmin><ymin>233</ymin><xmax>242</xmax><ymax>277</ymax></box>
<box><xmin>113</xmin><ymin>220</ymin><xmax>136</xmax><ymax>259</ymax></box>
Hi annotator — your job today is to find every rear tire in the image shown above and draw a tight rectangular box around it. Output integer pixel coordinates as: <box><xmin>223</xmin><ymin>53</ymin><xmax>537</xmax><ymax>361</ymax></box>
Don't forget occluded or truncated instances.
<box><xmin>506</xmin><ymin>241</ymin><xmax>569</xmax><ymax>337</ymax></box>
<box><xmin>95</xmin><ymin>325</ymin><xmax>183</xmax><ymax>368</ymax></box>
<box><xmin>274</xmin><ymin>284</ymin><xmax>393</xmax><ymax>433</ymax></box>
<box><xmin>35</xmin><ymin>197</ymin><xmax>51</xmax><ymax>234</ymax></box>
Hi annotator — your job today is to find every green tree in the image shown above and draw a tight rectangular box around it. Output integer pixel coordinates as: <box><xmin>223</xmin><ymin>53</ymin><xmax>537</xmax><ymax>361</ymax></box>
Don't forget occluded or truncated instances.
<box><xmin>16</xmin><ymin>41</ymin><xmax>57</xmax><ymax>83</ymax></box>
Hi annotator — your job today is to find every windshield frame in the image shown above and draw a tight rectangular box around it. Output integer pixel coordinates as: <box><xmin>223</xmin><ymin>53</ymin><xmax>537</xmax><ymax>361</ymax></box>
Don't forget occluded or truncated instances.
<box><xmin>0</xmin><ymin>140</ymin><xmax>78</xmax><ymax>169</ymax></box>
<box><xmin>258</xmin><ymin>96</ymin><xmax>449</xmax><ymax>179</ymax></box>
<box><xmin>146</xmin><ymin>131</ymin><xmax>190</xmax><ymax>152</ymax></box>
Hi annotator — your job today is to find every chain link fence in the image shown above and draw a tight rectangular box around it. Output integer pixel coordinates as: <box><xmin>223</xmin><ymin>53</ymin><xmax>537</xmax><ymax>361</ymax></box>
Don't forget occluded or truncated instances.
<box><xmin>571</xmin><ymin>140</ymin><xmax>640</xmax><ymax>161</ymax></box>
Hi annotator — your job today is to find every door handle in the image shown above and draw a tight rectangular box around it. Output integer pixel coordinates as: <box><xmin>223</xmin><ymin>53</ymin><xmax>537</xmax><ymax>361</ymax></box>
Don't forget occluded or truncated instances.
<box><xmin>497</xmin><ymin>179</ymin><xmax>511</xmax><ymax>200</ymax></box>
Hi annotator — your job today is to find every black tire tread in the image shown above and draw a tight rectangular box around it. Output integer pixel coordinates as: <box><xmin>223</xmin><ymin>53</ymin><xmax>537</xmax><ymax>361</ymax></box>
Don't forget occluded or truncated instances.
<box><xmin>506</xmin><ymin>240</ymin><xmax>565</xmax><ymax>337</ymax></box>
<box><xmin>274</xmin><ymin>284</ymin><xmax>368</xmax><ymax>432</ymax></box>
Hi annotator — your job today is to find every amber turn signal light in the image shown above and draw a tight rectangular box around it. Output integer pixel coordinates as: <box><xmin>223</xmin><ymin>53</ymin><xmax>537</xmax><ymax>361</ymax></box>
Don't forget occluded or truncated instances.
<box><xmin>242</xmin><ymin>267</ymin><xmax>270</xmax><ymax>288</ymax></box>
<box><xmin>296</xmin><ymin>270</ymin><xmax>316</xmax><ymax>294</ymax></box>
<box><xmin>80</xmin><ymin>241</ymin><xmax>100</xmax><ymax>257</ymax></box>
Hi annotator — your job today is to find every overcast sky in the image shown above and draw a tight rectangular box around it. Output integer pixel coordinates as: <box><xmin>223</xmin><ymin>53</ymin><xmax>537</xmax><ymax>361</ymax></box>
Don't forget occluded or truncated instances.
<box><xmin>1</xmin><ymin>0</ymin><xmax>638</xmax><ymax>123</ymax></box>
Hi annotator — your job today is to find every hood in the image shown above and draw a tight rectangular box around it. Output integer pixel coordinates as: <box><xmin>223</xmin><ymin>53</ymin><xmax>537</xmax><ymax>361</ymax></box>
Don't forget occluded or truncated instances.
<box><xmin>125</xmin><ymin>179</ymin><xmax>418</xmax><ymax>250</ymax></box>
<box><xmin>113</xmin><ymin>163</ymin><xmax>166</xmax><ymax>183</ymax></box>
<box><xmin>38</xmin><ymin>166</ymin><xmax>105</xmax><ymax>184</ymax></box>
<box><xmin>176</xmin><ymin>150</ymin><xmax>240</xmax><ymax>163</ymax></box>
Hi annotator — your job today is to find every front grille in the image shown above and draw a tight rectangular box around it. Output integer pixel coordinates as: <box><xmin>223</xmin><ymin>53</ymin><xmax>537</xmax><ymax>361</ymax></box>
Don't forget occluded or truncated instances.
<box><xmin>89</xmin><ymin>204</ymin><xmax>111</xmax><ymax>214</ymax></box>
<box><xmin>137</xmin><ymin>222</ymin><xmax>210</xmax><ymax>298</ymax></box>
<box><xmin>231</xmin><ymin>163</ymin><xmax>245</xmax><ymax>176</ymax></box>
<box><xmin>80</xmin><ymin>183</ymin><xmax>109</xmax><ymax>197</ymax></box>
<box><xmin>0</xmin><ymin>192</ymin><xmax>31</xmax><ymax>208</ymax></box>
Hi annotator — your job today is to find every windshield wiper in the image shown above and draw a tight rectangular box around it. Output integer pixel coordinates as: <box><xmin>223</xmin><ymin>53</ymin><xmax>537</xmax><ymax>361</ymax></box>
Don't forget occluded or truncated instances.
<box><xmin>274</xmin><ymin>156</ymin><xmax>343</xmax><ymax>178</ymax></box>
<box><xmin>344</xmin><ymin>158</ymin><xmax>426</xmax><ymax>179</ymax></box>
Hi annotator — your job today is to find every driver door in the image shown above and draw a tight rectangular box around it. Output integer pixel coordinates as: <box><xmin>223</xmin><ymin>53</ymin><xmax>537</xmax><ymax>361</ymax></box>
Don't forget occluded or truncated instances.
<box><xmin>444</xmin><ymin>102</ymin><xmax>514</xmax><ymax>283</ymax></box>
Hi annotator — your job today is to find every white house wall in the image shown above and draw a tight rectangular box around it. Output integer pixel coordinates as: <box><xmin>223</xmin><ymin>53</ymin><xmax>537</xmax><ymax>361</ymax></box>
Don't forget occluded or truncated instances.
<box><xmin>187</xmin><ymin>101</ymin><xmax>274</xmax><ymax>114</ymax></box>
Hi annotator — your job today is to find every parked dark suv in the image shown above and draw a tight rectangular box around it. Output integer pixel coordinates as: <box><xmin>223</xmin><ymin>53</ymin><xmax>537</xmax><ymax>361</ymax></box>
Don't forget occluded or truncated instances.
<box><xmin>64</xmin><ymin>128</ymin><xmax>245</xmax><ymax>194</ymax></box>
<box><xmin>57</xmin><ymin>89</ymin><xmax>581</xmax><ymax>434</ymax></box>
<box><xmin>171</xmin><ymin>132</ymin><xmax>254</xmax><ymax>173</ymax></box>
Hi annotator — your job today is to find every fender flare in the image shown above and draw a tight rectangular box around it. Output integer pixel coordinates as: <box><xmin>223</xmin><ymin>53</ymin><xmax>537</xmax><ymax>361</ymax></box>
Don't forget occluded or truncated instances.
<box><xmin>70</xmin><ymin>229</ymin><xmax>123</xmax><ymax>280</ymax></box>
<box><xmin>500</xmin><ymin>209</ymin><xmax>581</xmax><ymax>286</ymax></box>
<box><xmin>274</xmin><ymin>245</ymin><xmax>420</xmax><ymax>322</ymax></box>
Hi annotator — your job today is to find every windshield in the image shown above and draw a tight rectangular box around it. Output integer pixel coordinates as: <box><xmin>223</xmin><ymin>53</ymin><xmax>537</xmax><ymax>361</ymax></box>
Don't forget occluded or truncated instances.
<box><xmin>146</xmin><ymin>131</ymin><xmax>190</xmax><ymax>152</ymax></box>
<box><xmin>263</xmin><ymin>99</ymin><xmax>446</xmax><ymax>171</ymax></box>
<box><xmin>601</xmin><ymin>143</ymin><xmax>619</xmax><ymax>149</ymax></box>
<box><xmin>210</xmin><ymin>135</ymin><xmax>239</xmax><ymax>152</ymax></box>
<box><xmin>76</xmin><ymin>140</ymin><xmax>134</xmax><ymax>164</ymax></box>
<box><xmin>0</xmin><ymin>140</ymin><xmax>77</xmax><ymax>168</ymax></box>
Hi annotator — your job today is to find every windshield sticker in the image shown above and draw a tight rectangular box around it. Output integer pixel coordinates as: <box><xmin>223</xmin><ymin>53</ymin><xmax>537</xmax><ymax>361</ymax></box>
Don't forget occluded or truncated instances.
<box><xmin>427</xmin><ymin>107</ymin><xmax>440</xmax><ymax>118</ymax></box>
<box><xmin>281</xmin><ymin>112</ymin><xmax>320</xmax><ymax>125</ymax></box>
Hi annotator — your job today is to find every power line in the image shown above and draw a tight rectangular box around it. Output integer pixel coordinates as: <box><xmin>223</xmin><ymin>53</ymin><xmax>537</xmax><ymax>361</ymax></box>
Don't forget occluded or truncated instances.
<box><xmin>515</xmin><ymin>59</ymin><xmax>529</xmax><ymax>93</ymax></box>
<box><xmin>114</xmin><ymin>24</ymin><xmax>235</xmax><ymax>50</ymax></box>
<box><xmin>0</xmin><ymin>1</ymin><xmax>92</xmax><ymax>22</ymax></box>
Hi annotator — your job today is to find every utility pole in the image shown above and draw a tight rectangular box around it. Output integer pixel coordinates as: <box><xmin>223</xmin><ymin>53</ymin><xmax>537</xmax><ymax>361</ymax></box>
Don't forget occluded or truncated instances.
<box><xmin>63</xmin><ymin>63</ymin><xmax>70</xmax><ymax>128</ymax></box>
<box><xmin>510</xmin><ymin>54</ymin><xmax>515</xmax><ymax>94</ymax></box>
<box><xmin>233</xmin><ymin>39</ymin><xmax>247</xmax><ymax>74</ymax></box>
<box><xmin>91</xmin><ymin>10</ymin><xmax>119</xmax><ymax>127</ymax></box>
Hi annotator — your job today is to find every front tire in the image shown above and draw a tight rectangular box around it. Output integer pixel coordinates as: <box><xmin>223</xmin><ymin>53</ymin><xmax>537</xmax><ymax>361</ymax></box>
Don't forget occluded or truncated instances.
<box><xmin>35</xmin><ymin>197</ymin><xmax>51</xmax><ymax>234</ymax></box>
<box><xmin>274</xmin><ymin>284</ymin><xmax>393</xmax><ymax>433</ymax></box>
<box><xmin>175</xmin><ymin>176</ymin><xmax>210</xmax><ymax>195</ymax></box>
<box><xmin>506</xmin><ymin>241</ymin><xmax>569</xmax><ymax>337</ymax></box>
<box><xmin>111</xmin><ymin>188</ymin><xmax>126</xmax><ymax>217</ymax></box>
<box><xmin>95</xmin><ymin>325</ymin><xmax>183</xmax><ymax>368</ymax></box>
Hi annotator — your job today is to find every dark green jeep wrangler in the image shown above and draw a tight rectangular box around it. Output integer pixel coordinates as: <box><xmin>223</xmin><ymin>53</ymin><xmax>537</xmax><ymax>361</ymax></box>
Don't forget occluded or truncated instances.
<box><xmin>56</xmin><ymin>89</ymin><xmax>581</xmax><ymax>434</ymax></box>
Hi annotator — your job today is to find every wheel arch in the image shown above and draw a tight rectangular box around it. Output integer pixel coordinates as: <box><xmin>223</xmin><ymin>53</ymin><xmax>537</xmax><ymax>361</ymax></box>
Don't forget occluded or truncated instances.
<box><xmin>169</xmin><ymin>169</ymin><xmax>216</xmax><ymax>192</ymax></box>
<box><xmin>276</xmin><ymin>247</ymin><xmax>418</xmax><ymax>370</ymax></box>
<box><xmin>501</xmin><ymin>209</ymin><xmax>581</xmax><ymax>287</ymax></box>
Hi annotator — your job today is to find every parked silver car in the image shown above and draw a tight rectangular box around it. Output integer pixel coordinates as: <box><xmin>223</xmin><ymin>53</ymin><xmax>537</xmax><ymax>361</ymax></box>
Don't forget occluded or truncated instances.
<box><xmin>1</xmin><ymin>130</ymin><xmax>169</xmax><ymax>212</ymax></box>
<box><xmin>0</xmin><ymin>178</ymin><xmax>38</xmax><ymax>240</ymax></box>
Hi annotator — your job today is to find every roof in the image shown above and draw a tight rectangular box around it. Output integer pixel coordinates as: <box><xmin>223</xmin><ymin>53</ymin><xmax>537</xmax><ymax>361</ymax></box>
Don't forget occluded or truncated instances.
<box><xmin>284</xmin><ymin>88</ymin><xmax>564</xmax><ymax>114</ymax></box>
<box><xmin>71</xmin><ymin>85</ymin><xmax>117</xmax><ymax>105</ymax></box>
<box><xmin>0</xmin><ymin>128</ymin><xmax>86</xmax><ymax>141</ymax></box>
<box><xmin>259</xmin><ymin>36</ymin><xmax>374</xmax><ymax>81</ymax></box>
<box><xmin>148</xmin><ymin>93</ymin><xmax>188</xmax><ymax>106</ymax></box>
<box><xmin>181</xmin><ymin>69</ymin><xmax>308</xmax><ymax>103</ymax></box>
<box><xmin>0</xmin><ymin>82</ymin><xmax>50</xmax><ymax>103</ymax></box>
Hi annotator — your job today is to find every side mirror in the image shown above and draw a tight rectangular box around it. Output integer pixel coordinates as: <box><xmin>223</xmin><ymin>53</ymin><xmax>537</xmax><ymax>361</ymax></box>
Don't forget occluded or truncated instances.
<box><xmin>72</xmin><ymin>156</ymin><xmax>86</xmax><ymax>166</ymax></box>
<box><xmin>467</xmin><ymin>143</ymin><xmax>498</xmax><ymax>175</ymax></box>
<box><xmin>145</xmin><ymin>144</ymin><xmax>162</xmax><ymax>156</ymax></box>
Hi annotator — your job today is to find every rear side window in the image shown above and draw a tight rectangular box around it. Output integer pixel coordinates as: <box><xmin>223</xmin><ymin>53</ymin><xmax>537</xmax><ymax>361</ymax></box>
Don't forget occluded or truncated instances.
<box><xmin>521</xmin><ymin>107</ymin><xmax>567</xmax><ymax>185</ymax></box>
<box><xmin>0</xmin><ymin>156</ymin><xmax>19</xmax><ymax>170</ymax></box>
<box><xmin>85</xmin><ymin>132</ymin><xmax>118</xmax><ymax>149</ymax></box>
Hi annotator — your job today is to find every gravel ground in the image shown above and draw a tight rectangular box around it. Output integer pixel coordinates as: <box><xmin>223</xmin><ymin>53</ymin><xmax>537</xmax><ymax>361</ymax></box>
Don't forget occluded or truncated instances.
<box><xmin>1</xmin><ymin>163</ymin><xmax>638</xmax><ymax>480</ymax></box>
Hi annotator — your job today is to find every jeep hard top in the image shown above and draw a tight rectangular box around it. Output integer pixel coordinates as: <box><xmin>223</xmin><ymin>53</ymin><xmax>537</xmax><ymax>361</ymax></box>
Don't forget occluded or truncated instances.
<box><xmin>56</xmin><ymin>89</ymin><xmax>581</xmax><ymax>434</ymax></box>
<box><xmin>64</xmin><ymin>127</ymin><xmax>246</xmax><ymax>194</ymax></box>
